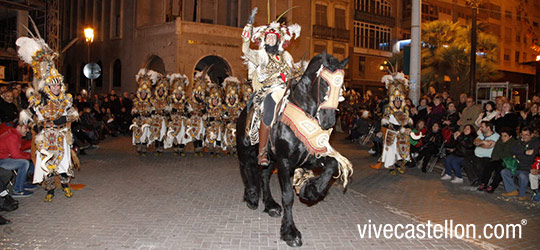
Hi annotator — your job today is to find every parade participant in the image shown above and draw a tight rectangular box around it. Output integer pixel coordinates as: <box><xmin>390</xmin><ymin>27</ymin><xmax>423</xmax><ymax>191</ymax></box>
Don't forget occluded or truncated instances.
<box><xmin>375</xmin><ymin>72</ymin><xmax>413</xmax><ymax>175</ymax></box>
<box><xmin>222</xmin><ymin>76</ymin><xmax>242</xmax><ymax>155</ymax></box>
<box><xmin>149</xmin><ymin>74</ymin><xmax>170</xmax><ymax>155</ymax></box>
<box><xmin>241</xmin><ymin>8</ymin><xmax>301</xmax><ymax>166</ymax></box>
<box><xmin>16</xmin><ymin>34</ymin><xmax>79</xmax><ymax>202</ymax></box>
<box><xmin>130</xmin><ymin>69</ymin><xmax>154</xmax><ymax>155</ymax></box>
<box><xmin>204</xmin><ymin>82</ymin><xmax>224</xmax><ymax>157</ymax></box>
<box><xmin>164</xmin><ymin>73</ymin><xmax>191</xmax><ymax>156</ymax></box>
<box><xmin>188</xmin><ymin>70</ymin><xmax>210</xmax><ymax>156</ymax></box>
<box><xmin>239</xmin><ymin>80</ymin><xmax>253</xmax><ymax>111</ymax></box>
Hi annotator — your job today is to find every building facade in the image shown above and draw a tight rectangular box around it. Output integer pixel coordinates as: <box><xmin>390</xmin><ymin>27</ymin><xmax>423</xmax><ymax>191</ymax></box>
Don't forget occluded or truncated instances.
<box><xmin>59</xmin><ymin>0</ymin><xmax>353</xmax><ymax>94</ymax></box>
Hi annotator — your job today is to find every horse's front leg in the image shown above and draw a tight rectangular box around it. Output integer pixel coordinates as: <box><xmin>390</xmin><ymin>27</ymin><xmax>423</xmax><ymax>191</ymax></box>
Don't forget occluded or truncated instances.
<box><xmin>299</xmin><ymin>157</ymin><xmax>338</xmax><ymax>202</ymax></box>
<box><xmin>277</xmin><ymin>159</ymin><xmax>302</xmax><ymax>247</ymax></box>
<box><xmin>238</xmin><ymin>146</ymin><xmax>260</xmax><ymax>210</ymax></box>
<box><xmin>261</xmin><ymin>163</ymin><xmax>281</xmax><ymax>217</ymax></box>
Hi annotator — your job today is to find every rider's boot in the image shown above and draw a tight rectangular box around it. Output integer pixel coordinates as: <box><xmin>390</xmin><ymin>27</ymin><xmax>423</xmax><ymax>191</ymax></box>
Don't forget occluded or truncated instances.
<box><xmin>258</xmin><ymin>121</ymin><xmax>270</xmax><ymax>166</ymax></box>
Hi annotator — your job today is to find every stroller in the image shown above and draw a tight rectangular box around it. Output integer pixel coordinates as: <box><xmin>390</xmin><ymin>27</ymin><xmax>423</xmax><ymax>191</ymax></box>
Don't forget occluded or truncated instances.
<box><xmin>426</xmin><ymin>127</ymin><xmax>454</xmax><ymax>173</ymax></box>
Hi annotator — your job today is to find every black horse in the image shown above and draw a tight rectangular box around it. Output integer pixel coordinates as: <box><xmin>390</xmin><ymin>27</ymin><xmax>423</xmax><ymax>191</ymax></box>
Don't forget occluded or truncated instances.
<box><xmin>236</xmin><ymin>51</ymin><xmax>350</xmax><ymax>247</ymax></box>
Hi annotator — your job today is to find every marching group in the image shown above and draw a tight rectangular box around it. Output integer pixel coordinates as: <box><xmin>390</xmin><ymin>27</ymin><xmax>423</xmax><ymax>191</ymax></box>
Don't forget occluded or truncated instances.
<box><xmin>129</xmin><ymin>68</ymin><xmax>250</xmax><ymax>157</ymax></box>
<box><xmin>341</xmin><ymin>87</ymin><xmax>540</xmax><ymax>202</ymax></box>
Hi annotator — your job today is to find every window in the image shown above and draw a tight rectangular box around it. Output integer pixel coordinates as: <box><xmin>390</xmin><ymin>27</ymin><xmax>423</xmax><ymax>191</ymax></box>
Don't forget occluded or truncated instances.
<box><xmin>335</xmin><ymin>8</ymin><xmax>346</xmax><ymax>29</ymax></box>
<box><xmin>358</xmin><ymin>56</ymin><xmax>366</xmax><ymax>77</ymax></box>
<box><xmin>315</xmin><ymin>4</ymin><xmax>328</xmax><ymax>26</ymax></box>
<box><xmin>314</xmin><ymin>43</ymin><xmax>327</xmax><ymax>54</ymax></box>
<box><xmin>515</xmin><ymin>51</ymin><xmax>520</xmax><ymax>63</ymax></box>
<box><xmin>516</xmin><ymin>34</ymin><xmax>520</xmax><ymax>43</ymax></box>
<box><xmin>534</xmin><ymin>22</ymin><xmax>539</xmax><ymax>27</ymax></box>
<box><xmin>354</xmin><ymin>21</ymin><xmax>392</xmax><ymax>51</ymax></box>
<box><xmin>505</xmin><ymin>10</ymin><xmax>512</xmax><ymax>19</ymax></box>
<box><xmin>517</xmin><ymin>11</ymin><xmax>521</xmax><ymax>20</ymax></box>
<box><xmin>355</xmin><ymin>0</ymin><xmax>392</xmax><ymax>17</ymax></box>
<box><xmin>113</xmin><ymin>59</ymin><xmax>121</xmax><ymax>87</ymax></box>
<box><xmin>503</xmin><ymin>49</ymin><xmax>510</xmax><ymax>61</ymax></box>
<box><xmin>111</xmin><ymin>0</ymin><xmax>121</xmax><ymax>38</ymax></box>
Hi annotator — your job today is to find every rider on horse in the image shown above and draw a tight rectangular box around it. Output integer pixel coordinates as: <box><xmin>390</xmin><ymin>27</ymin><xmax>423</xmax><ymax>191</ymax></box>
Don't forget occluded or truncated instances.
<box><xmin>241</xmin><ymin>9</ymin><xmax>301</xmax><ymax>166</ymax></box>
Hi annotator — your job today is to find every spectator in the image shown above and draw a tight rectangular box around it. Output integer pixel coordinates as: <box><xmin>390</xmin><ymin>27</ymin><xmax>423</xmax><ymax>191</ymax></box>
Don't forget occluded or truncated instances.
<box><xmin>442</xmin><ymin>124</ymin><xmax>476</xmax><ymax>183</ymax></box>
<box><xmin>494</xmin><ymin>102</ymin><xmax>519</xmax><ymax>136</ymax></box>
<box><xmin>0</xmin><ymin>122</ymin><xmax>34</xmax><ymax>197</ymax></box>
<box><xmin>0</xmin><ymin>90</ymin><xmax>19</xmax><ymax>124</ymax></box>
<box><xmin>418</xmin><ymin>121</ymin><xmax>443</xmax><ymax>173</ymax></box>
<box><xmin>477</xmin><ymin>127</ymin><xmax>517</xmax><ymax>193</ymax></box>
<box><xmin>116</xmin><ymin>107</ymin><xmax>133</xmax><ymax>135</ymax></box>
<box><xmin>411</xmin><ymin>98</ymin><xmax>428</xmax><ymax>124</ymax></box>
<box><xmin>109</xmin><ymin>94</ymin><xmax>122</xmax><ymax>116</ymax></box>
<box><xmin>409</xmin><ymin>120</ymin><xmax>427</xmax><ymax>160</ymax></box>
<box><xmin>442</xmin><ymin>102</ymin><xmax>459</xmax><ymax>132</ymax></box>
<box><xmin>0</xmin><ymin>167</ymin><xmax>18</xmax><ymax>224</ymax></box>
<box><xmin>426</xmin><ymin>96</ymin><xmax>446</xmax><ymax>129</ymax></box>
<box><xmin>531</xmin><ymin>158</ymin><xmax>540</xmax><ymax>202</ymax></box>
<box><xmin>458</xmin><ymin>97</ymin><xmax>481</xmax><ymax>130</ymax></box>
<box><xmin>474</xmin><ymin>101</ymin><xmax>499</xmax><ymax>128</ymax></box>
<box><xmin>463</xmin><ymin>121</ymin><xmax>500</xmax><ymax>186</ymax></box>
<box><xmin>501</xmin><ymin>127</ymin><xmax>539</xmax><ymax>200</ymax></box>
<box><xmin>519</xmin><ymin>102</ymin><xmax>540</xmax><ymax>133</ymax></box>
<box><xmin>350</xmin><ymin>111</ymin><xmax>371</xmax><ymax>142</ymax></box>
<box><xmin>122</xmin><ymin>91</ymin><xmax>133</xmax><ymax>112</ymax></box>
<box><xmin>457</xmin><ymin>93</ymin><xmax>467</xmax><ymax>113</ymax></box>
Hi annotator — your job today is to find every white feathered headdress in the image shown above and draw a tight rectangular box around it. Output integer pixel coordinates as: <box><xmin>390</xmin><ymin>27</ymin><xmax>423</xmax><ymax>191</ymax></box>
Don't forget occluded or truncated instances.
<box><xmin>252</xmin><ymin>21</ymin><xmax>301</xmax><ymax>51</ymax></box>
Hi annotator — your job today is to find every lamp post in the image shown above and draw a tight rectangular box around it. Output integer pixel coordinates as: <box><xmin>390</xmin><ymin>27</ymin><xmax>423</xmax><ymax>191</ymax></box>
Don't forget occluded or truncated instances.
<box><xmin>467</xmin><ymin>0</ymin><xmax>480</xmax><ymax>99</ymax></box>
<box><xmin>84</xmin><ymin>27</ymin><xmax>94</xmax><ymax>98</ymax></box>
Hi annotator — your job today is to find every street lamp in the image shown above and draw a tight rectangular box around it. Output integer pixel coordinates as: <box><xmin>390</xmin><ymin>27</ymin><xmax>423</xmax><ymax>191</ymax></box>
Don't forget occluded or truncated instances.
<box><xmin>84</xmin><ymin>27</ymin><xmax>94</xmax><ymax>98</ymax></box>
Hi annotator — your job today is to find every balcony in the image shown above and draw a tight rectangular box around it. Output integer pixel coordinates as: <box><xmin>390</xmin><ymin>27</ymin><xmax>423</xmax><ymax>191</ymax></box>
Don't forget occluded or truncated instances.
<box><xmin>313</xmin><ymin>25</ymin><xmax>350</xmax><ymax>42</ymax></box>
<box><xmin>313</xmin><ymin>25</ymin><xmax>334</xmax><ymax>40</ymax></box>
<box><xmin>354</xmin><ymin>10</ymin><xmax>395</xmax><ymax>27</ymax></box>
<box><xmin>333</xmin><ymin>28</ymin><xmax>350</xmax><ymax>42</ymax></box>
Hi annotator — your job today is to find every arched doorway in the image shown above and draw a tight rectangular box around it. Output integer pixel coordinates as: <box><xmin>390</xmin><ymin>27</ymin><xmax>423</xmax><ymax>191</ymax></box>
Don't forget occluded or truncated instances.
<box><xmin>194</xmin><ymin>55</ymin><xmax>231</xmax><ymax>85</ymax></box>
<box><xmin>144</xmin><ymin>55</ymin><xmax>165</xmax><ymax>74</ymax></box>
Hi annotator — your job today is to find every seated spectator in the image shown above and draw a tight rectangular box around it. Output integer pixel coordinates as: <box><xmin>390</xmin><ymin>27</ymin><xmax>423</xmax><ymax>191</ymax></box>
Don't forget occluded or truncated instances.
<box><xmin>350</xmin><ymin>111</ymin><xmax>371</xmax><ymax>142</ymax></box>
<box><xmin>0</xmin><ymin>122</ymin><xmax>34</xmax><ymax>197</ymax></box>
<box><xmin>456</xmin><ymin>93</ymin><xmax>467</xmax><ymax>113</ymax></box>
<box><xmin>474</xmin><ymin>101</ymin><xmax>499</xmax><ymax>128</ymax></box>
<box><xmin>463</xmin><ymin>121</ymin><xmax>500</xmax><ymax>186</ymax></box>
<box><xmin>409</xmin><ymin>119</ymin><xmax>427</xmax><ymax>160</ymax></box>
<box><xmin>0</xmin><ymin>167</ymin><xmax>18</xmax><ymax>224</ymax></box>
<box><xmin>477</xmin><ymin>127</ymin><xmax>517</xmax><ymax>193</ymax></box>
<box><xmin>116</xmin><ymin>107</ymin><xmax>133</xmax><ymax>135</ymax></box>
<box><xmin>411</xmin><ymin>98</ymin><xmax>428</xmax><ymax>125</ymax></box>
<box><xmin>458</xmin><ymin>97</ymin><xmax>481</xmax><ymax>130</ymax></box>
<box><xmin>519</xmin><ymin>102</ymin><xmax>540</xmax><ymax>134</ymax></box>
<box><xmin>442</xmin><ymin>102</ymin><xmax>459</xmax><ymax>132</ymax></box>
<box><xmin>494</xmin><ymin>102</ymin><xmax>519</xmax><ymax>136</ymax></box>
<box><xmin>0</xmin><ymin>89</ymin><xmax>19</xmax><ymax>124</ymax></box>
<box><xmin>442</xmin><ymin>124</ymin><xmax>476</xmax><ymax>183</ymax></box>
<box><xmin>418</xmin><ymin>122</ymin><xmax>443</xmax><ymax>173</ymax></box>
<box><xmin>426</xmin><ymin>96</ymin><xmax>446</xmax><ymax>129</ymax></box>
<box><xmin>531</xmin><ymin>157</ymin><xmax>540</xmax><ymax>202</ymax></box>
<box><xmin>501</xmin><ymin>127</ymin><xmax>539</xmax><ymax>200</ymax></box>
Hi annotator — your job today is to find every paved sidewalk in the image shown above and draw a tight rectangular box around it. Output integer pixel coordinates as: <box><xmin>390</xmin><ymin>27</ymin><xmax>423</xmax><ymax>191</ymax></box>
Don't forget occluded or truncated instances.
<box><xmin>340</xmin><ymin>135</ymin><xmax>540</xmax><ymax>250</ymax></box>
<box><xmin>0</xmin><ymin>134</ymin><xmax>527</xmax><ymax>249</ymax></box>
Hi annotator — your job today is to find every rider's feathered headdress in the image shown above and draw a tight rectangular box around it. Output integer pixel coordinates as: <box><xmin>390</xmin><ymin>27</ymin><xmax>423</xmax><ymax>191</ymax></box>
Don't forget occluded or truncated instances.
<box><xmin>252</xmin><ymin>21</ymin><xmax>301</xmax><ymax>51</ymax></box>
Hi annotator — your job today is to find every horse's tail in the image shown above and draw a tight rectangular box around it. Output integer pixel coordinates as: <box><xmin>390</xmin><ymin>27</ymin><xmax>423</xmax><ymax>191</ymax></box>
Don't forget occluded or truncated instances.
<box><xmin>327</xmin><ymin>149</ymin><xmax>353</xmax><ymax>188</ymax></box>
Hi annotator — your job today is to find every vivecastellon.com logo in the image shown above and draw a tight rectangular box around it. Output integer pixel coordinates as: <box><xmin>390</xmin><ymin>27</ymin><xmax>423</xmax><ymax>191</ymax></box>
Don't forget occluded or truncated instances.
<box><xmin>357</xmin><ymin>219</ymin><xmax>526</xmax><ymax>239</ymax></box>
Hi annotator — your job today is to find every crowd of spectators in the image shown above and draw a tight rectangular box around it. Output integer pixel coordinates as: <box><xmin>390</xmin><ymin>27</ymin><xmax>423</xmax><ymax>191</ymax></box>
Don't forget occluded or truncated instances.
<box><xmin>340</xmin><ymin>89</ymin><xmax>540</xmax><ymax>202</ymax></box>
<box><xmin>0</xmin><ymin>83</ymin><xmax>134</xmax><ymax>224</ymax></box>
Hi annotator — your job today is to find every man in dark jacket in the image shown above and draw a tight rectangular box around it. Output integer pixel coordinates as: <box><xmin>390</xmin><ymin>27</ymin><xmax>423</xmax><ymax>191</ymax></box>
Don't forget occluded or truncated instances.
<box><xmin>501</xmin><ymin>127</ymin><xmax>539</xmax><ymax>200</ymax></box>
<box><xmin>0</xmin><ymin>90</ymin><xmax>19</xmax><ymax>124</ymax></box>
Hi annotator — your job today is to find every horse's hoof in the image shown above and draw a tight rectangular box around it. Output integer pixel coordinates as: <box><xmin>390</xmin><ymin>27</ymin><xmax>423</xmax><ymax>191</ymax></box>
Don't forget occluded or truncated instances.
<box><xmin>267</xmin><ymin>208</ymin><xmax>281</xmax><ymax>218</ymax></box>
<box><xmin>284</xmin><ymin>236</ymin><xmax>302</xmax><ymax>247</ymax></box>
<box><xmin>246</xmin><ymin>201</ymin><xmax>258</xmax><ymax>210</ymax></box>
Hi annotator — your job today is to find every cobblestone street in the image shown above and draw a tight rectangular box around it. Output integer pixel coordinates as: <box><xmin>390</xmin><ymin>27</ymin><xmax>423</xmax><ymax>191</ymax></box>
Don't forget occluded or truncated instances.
<box><xmin>0</xmin><ymin>134</ymin><xmax>537</xmax><ymax>249</ymax></box>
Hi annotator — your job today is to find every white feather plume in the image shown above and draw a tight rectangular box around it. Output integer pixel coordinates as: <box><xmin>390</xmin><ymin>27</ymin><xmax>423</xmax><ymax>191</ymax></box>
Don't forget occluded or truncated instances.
<box><xmin>16</xmin><ymin>37</ymin><xmax>45</xmax><ymax>64</ymax></box>
<box><xmin>136</xmin><ymin>68</ymin><xmax>147</xmax><ymax>82</ymax></box>
<box><xmin>146</xmin><ymin>70</ymin><xmax>161</xmax><ymax>85</ymax></box>
<box><xmin>19</xmin><ymin>109</ymin><xmax>33</xmax><ymax>125</ymax></box>
<box><xmin>25</xmin><ymin>87</ymin><xmax>34</xmax><ymax>98</ymax></box>
<box><xmin>287</xmin><ymin>23</ymin><xmax>301</xmax><ymax>40</ymax></box>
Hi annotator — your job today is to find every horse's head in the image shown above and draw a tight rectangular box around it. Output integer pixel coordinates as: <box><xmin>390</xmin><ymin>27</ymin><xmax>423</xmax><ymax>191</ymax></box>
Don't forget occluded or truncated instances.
<box><xmin>299</xmin><ymin>51</ymin><xmax>349</xmax><ymax>130</ymax></box>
